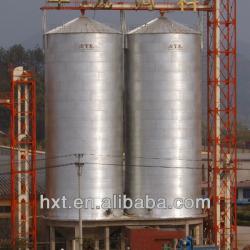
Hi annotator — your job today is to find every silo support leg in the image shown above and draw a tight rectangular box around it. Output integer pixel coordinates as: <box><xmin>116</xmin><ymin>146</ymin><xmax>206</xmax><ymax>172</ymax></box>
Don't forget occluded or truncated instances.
<box><xmin>49</xmin><ymin>227</ymin><xmax>56</xmax><ymax>250</ymax></box>
<box><xmin>95</xmin><ymin>230</ymin><xmax>100</xmax><ymax>250</ymax></box>
<box><xmin>74</xmin><ymin>225</ymin><xmax>80</xmax><ymax>250</ymax></box>
<box><xmin>95</xmin><ymin>238</ymin><xmax>99</xmax><ymax>250</ymax></box>
<box><xmin>120</xmin><ymin>228</ymin><xmax>126</xmax><ymax>250</ymax></box>
<box><xmin>185</xmin><ymin>223</ymin><xmax>189</xmax><ymax>237</ymax></box>
<box><xmin>72</xmin><ymin>239</ymin><xmax>77</xmax><ymax>250</ymax></box>
<box><xmin>195</xmin><ymin>223</ymin><xmax>203</xmax><ymax>245</ymax></box>
<box><xmin>105</xmin><ymin>227</ymin><xmax>110</xmax><ymax>250</ymax></box>
<box><xmin>66</xmin><ymin>240</ymin><xmax>73</xmax><ymax>250</ymax></box>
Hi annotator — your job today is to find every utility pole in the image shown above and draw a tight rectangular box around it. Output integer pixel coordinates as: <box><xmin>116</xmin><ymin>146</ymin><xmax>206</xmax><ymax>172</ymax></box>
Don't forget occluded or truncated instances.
<box><xmin>75</xmin><ymin>154</ymin><xmax>84</xmax><ymax>250</ymax></box>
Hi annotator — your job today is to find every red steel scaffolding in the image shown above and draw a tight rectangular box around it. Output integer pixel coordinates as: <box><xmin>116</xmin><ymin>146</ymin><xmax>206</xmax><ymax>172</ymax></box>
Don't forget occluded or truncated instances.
<box><xmin>207</xmin><ymin>0</ymin><xmax>237</xmax><ymax>249</ymax></box>
<box><xmin>0</xmin><ymin>0</ymin><xmax>237</xmax><ymax>249</ymax></box>
<box><xmin>0</xmin><ymin>67</ymin><xmax>37</xmax><ymax>249</ymax></box>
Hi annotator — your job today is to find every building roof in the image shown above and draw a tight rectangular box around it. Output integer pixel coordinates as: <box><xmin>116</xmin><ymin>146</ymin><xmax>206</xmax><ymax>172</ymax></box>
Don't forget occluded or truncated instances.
<box><xmin>0</xmin><ymin>176</ymin><xmax>10</xmax><ymax>200</ymax></box>
<box><xmin>0</xmin><ymin>146</ymin><xmax>45</xmax><ymax>200</ymax></box>
<box><xmin>238</xmin><ymin>180</ymin><xmax>250</xmax><ymax>188</ymax></box>
<box><xmin>0</xmin><ymin>175</ymin><xmax>45</xmax><ymax>200</ymax></box>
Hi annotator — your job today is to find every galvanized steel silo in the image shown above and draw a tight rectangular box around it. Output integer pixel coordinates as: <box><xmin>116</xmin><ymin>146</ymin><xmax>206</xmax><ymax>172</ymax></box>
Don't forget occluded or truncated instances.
<box><xmin>126</xmin><ymin>17</ymin><xmax>202</xmax><ymax>218</ymax></box>
<box><xmin>45</xmin><ymin>17</ymin><xmax>123</xmax><ymax>220</ymax></box>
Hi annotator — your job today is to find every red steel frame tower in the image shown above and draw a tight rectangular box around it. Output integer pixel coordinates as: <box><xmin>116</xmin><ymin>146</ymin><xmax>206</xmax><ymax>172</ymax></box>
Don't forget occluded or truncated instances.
<box><xmin>41</xmin><ymin>1</ymin><xmax>237</xmax><ymax>249</ymax></box>
<box><xmin>10</xmin><ymin>67</ymin><xmax>37</xmax><ymax>249</ymax></box>
<box><xmin>207</xmin><ymin>0</ymin><xmax>237</xmax><ymax>249</ymax></box>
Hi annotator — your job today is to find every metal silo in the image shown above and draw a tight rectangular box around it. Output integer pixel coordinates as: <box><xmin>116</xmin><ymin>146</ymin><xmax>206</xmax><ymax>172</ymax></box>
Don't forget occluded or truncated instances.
<box><xmin>45</xmin><ymin>16</ymin><xmax>123</xmax><ymax>220</ymax></box>
<box><xmin>126</xmin><ymin>16</ymin><xmax>202</xmax><ymax>218</ymax></box>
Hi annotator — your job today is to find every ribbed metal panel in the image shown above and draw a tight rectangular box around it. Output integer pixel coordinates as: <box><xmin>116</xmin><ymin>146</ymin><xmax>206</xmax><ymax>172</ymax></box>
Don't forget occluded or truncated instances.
<box><xmin>126</xmin><ymin>17</ymin><xmax>202</xmax><ymax>218</ymax></box>
<box><xmin>45</xmin><ymin>17</ymin><xmax>123</xmax><ymax>220</ymax></box>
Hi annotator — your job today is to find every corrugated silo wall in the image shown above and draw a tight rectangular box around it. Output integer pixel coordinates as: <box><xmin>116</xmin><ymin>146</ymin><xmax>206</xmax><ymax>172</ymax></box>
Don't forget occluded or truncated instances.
<box><xmin>125</xmin><ymin>17</ymin><xmax>202</xmax><ymax>219</ymax></box>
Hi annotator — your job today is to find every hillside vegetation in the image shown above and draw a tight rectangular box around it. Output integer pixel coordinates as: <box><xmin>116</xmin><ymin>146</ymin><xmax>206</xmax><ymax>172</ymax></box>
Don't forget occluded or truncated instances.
<box><xmin>0</xmin><ymin>45</ymin><xmax>44</xmax><ymax>149</ymax></box>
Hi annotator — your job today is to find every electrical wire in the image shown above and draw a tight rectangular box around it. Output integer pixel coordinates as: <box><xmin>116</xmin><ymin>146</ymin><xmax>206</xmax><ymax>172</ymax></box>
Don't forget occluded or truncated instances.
<box><xmin>0</xmin><ymin>162</ymin><xmax>74</xmax><ymax>176</ymax></box>
<box><xmin>0</xmin><ymin>151</ymin><xmax>250</xmax><ymax>168</ymax></box>
<box><xmin>0</xmin><ymin>152</ymin><xmax>75</xmax><ymax>165</ymax></box>
<box><xmin>0</xmin><ymin>158</ymin><xmax>249</xmax><ymax>177</ymax></box>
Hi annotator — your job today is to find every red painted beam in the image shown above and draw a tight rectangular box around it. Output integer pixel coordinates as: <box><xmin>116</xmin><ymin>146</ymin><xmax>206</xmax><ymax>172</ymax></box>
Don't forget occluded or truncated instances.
<box><xmin>41</xmin><ymin>2</ymin><xmax>211</xmax><ymax>11</ymax></box>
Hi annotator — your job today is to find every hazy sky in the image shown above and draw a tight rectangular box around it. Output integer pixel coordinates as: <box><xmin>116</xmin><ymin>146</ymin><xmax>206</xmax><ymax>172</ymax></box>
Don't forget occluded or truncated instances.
<box><xmin>0</xmin><ymin>0</ymin><xmax>249</xmax><ymax>50</ymax></box>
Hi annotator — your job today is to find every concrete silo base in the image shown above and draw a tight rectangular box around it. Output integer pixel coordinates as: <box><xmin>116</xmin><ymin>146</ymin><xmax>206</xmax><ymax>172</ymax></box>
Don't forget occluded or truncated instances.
<box><xmin>46</xmin><ymin>215</ymin><xmax>206</xmax><ymax>250</ymax></box>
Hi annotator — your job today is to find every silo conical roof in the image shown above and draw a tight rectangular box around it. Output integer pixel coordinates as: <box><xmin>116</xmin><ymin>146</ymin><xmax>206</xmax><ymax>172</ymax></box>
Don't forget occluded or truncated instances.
<box><xmin>129</xmin><ymin>16</ymin><xmax>199</xmax><ymax>34</ymax></box>
<box><xmin>46</xmin><ymin>16</ymin><xmax>120</xmax><ymax>34</ymax></box>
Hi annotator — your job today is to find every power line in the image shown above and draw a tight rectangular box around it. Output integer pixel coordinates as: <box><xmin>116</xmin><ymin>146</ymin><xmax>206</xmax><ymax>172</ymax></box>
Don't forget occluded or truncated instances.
<box><xmin>1</xmin><ymin>151</ymin><xmax>250</xmax><ymax>169</ymax></box>
<box><xmin>0</xmin><ymin>152</ymin><xmax>75</xmax><ymax>165</ymax></box>
<box><xmin>0</xmin><ymin>162</ymin><xmax>74</xmax><ymax>176</ymax></box>
<box><xmin>0</xmin><ymin>160</ymin><xmax>249</xmax><ymax>177</ymax></box>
